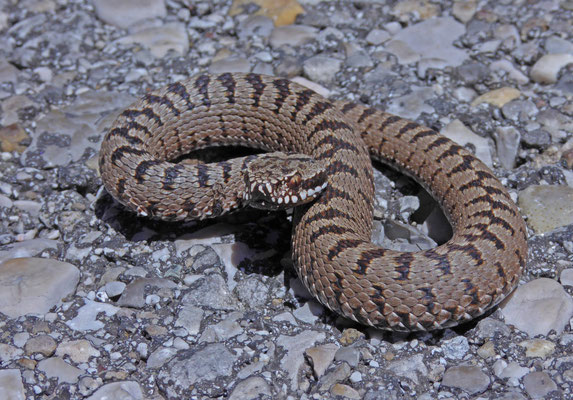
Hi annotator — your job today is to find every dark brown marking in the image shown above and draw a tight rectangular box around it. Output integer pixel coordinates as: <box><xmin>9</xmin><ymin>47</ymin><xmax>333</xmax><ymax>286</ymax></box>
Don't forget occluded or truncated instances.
<box><xmin>409</xmin><ymin>129</ymin><xmax>435</xmax><ymax>144</ymax></box>
<box><xmin>450</xmin><ymin>243</ymin><xmax>484</xmax><ymax>266</ymax></box>
<box><xmin>144</xmin><ymin>94</ymin><xmax>180</xmax><ymax>116</ymax></box>
<box><xmin>272</xmin><ymin>78</ymin><xmax>291</xmax><ymax>115</ymax></box>
<box><xmin>302</xmin><ymin>101</ymin><xmax>332</xmax><ymax>124</ymax></box>
<box><xmin>327</xmin><ymin>239</ymin><xmax>362</xmax><ymax>261</ymax></box>
<box><xmin>308</xmin><ymin>119</ymin><xmax>353</xmax><ymax>142</ymax></box>
<box><xmin>425</xmin><ymin>136</ymin><xmax>450</xmax><ymax>152</ymax></box>
<box><xmin>394</xmin><ymin>253</ymin><xmax>414</xmax><ymax>280</ymax></box>
<box><xmin>293</xmin><ymin>89</ymin><xmax>315</xmax><ymax>117</ymax></box>
<box><xmin>378</xmin><ymin>115</ymin><xmax>401</xmax><ymax>132</ymax></box>
<box><xmin>196</xmin><ymin>163</ymin><xmax>210</xmax><ymax>187</ymax></box>
<box><xmin>310</xmin><ymin>224</ymin><xmax>353</xmax><ymax>242</ymax></box>
<box><xmin>445</xmin><ymin>155</ymin><xmax>474</xmax><ymax>177</ymax></box>
<box><xmin>108</xmin><ymin>127</ymin><xmax>144</xmax><ymax>146</ymax></box>
<box><xmin>110</xmin><ymin>146</ymin><xmax>146</xmax><ymax>165</ymax></box>
<box><xmin>162</xmin><ymin>165</ymin><xmax>184</xmax><ymax>191</ymax></box>
<box><xmin>194</xmin><ymin>74</ymin><xmax>211</xmax><ymax>107</ymax></box>
<box><xmin>395</xmin><ymin>122</ymin><xmax>419</xmax><ymax>139</ymax></box>
<box><xmin>216</xmin><ymin>73</ymin><xmax>237</xmax><ymax>104</ymax></box>
<box><xmin>357</xmin><ymin>108</ymin><xmax>376</xmax><ymax>123</ymax></box>
<box><xmin>245</xmin><ymin>73</ymin><xmax>265</xmax><ymax>108</ymax></box>
<box><xmin>356</xmin><ymin>248</ymin><xmax>387</xmax><ymax>274</ymax></box>
<box><xmin>121</xmin><ymin>108</ymin><xmax>163</xmax><ymax>126</ymax></box>
<box><xmin>436</xmin><ymin>143</ymin><xmax>463</xmax><ymax>163</ymax></box>
<box><xmin>117</xmin><ymin>178</ymin><xmax>126</xmax><ymax>195</ymax></box>
<box><xmin>340</xmin><ymin>102</ymin><xmax>358</xmax><ymax>114</ymax></box>
<box><xmin>134</xmin><ymin>160</ymin><xmax>161</xmax><ymax>184</ymax></box>
<box><xmin>167</xmin><ymin>81</ymin><xmax>194</xmax><ymax>109</ymax></box>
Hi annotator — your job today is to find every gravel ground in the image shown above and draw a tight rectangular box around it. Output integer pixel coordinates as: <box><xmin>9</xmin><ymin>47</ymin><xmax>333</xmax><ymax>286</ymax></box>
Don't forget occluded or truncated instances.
<box><xmin>1</xmin><ymin>0</ymin><xmax>573</xmax><ymax>399</ymax></box>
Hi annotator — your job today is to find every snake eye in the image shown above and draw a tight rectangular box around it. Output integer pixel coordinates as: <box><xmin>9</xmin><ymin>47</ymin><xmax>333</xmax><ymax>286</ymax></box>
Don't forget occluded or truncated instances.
<box><xmin>287</xmin><ymin>173</ymin><xmax>302</xmax><ymax>190</ymax></box>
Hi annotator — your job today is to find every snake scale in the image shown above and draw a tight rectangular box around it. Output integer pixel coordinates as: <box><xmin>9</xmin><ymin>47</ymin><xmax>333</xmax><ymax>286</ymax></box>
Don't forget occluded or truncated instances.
<box><xmin>99</xmin><ymin>73</ymin><xmax>528</xmax><ymax>331</ymax></box>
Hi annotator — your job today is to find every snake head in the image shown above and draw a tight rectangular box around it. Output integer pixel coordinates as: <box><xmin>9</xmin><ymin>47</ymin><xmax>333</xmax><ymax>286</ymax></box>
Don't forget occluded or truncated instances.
<box><xmin>244</xmin><ymin>152</ymin><xmax>327</xmax><ymax>210</ymax></box>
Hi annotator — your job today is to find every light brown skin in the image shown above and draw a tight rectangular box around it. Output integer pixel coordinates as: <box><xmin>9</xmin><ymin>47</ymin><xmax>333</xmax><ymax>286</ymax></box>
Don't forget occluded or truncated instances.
<box><xmin>99</xmin><ymin>73</ymin><xmax>528</xmax><ymax>331</ymax></box>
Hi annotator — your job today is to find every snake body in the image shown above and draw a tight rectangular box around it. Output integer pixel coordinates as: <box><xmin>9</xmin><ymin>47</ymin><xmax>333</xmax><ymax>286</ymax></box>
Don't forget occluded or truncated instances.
<box><xmin>99</xmin><ymin>73</ymin><xmax>527</xmax><ymax>331</ymax></box>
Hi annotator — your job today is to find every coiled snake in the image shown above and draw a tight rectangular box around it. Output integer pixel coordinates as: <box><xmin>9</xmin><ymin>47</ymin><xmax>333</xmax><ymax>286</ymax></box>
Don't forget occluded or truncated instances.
<box><xmin>99</xmin><ymin>73</ymin><xmax>527</xmax><ymax>331</ymax></box>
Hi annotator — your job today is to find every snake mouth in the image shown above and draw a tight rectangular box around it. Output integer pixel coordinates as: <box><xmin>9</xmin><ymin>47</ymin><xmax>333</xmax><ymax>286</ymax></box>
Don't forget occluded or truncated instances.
<box><xmin>247</xmin><ymin>182</ymin><xmax>328</xmax><ymax>210</ymax></box>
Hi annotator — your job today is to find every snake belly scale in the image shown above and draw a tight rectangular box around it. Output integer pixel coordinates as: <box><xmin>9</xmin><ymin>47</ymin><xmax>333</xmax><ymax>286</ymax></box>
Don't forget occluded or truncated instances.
<box><xmin>99</xmin><ymin>73</ymin><xmax>528</xmax><ymax>331</ymax></box>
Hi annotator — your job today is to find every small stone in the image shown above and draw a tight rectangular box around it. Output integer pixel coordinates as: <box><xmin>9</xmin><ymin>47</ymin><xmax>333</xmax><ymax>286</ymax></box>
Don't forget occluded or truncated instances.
<box><xmin>56</xmin><ymin>340</ymin><xmax>100</xmax><ymax>363</ymax></box>
<box><xmin>0</xmin><ymin>124</ymin><xmax>29</xmax><ymax>153</ymax></box>
<box><xmin>229</xmin><ymin>376</ymin><xmax>271</xmax><ymax>400</ymax></box>
<box><xmin>116</xmin><ymin>23</ymin><xmax>189</xmax><ymax>58</ymax></box>
<box><xmin>85</xmin><ymin>381</ymin><xmax>143</xmax><ymax>400</ymax></box>
<box><xmin>269</xmin><ymin>25</ymin><xmax>317</xmax><ymax>48</ymax></box>
<box><xmin>277</xmin><ymin>330</ymin><xmax>325</xmax><ymax>389</ymax></box>
<box><xmin>519</xmin><ymin>339</ymin><xmax>555</xmax><ymax>358</ymax></box>
<box><xmin>319</xmin><ymin>363</ymin><xmax>351</xmax><ymax>391</ymax></box>
<box><xmin>303</xmin><ymin>55</ymin><xmax>342</xmax><ymax>83</ymax></box>
<box><xmin>530</xmin><ymin>53</ymin><xmax>573</xmax><ymax>84</ymax></box>
<box><xmin>442</xmin><ymin>365</ymin><xmax>490</xmax><ymax>395</ymax></box>
<box><xmin>365</xmin><ymin>29</ymin><xmax>390</xmax><ymax>45</ymax></box>
<box><xmin>0</xmin><ymin>258</ymin><xmax>80</xmax><ymax>318</ymax></box>
<box><xmin>330</xmin><ymin>383</ymin><xmax>360</xmax><ymax>399</ymax></box>
<box><xmin>229</xmin><ymin>0</ymin><xmax>305</xmax><ymax>27</ymax></box>
<box><xmin>334</xmin><ymin>346</ymin><xmax>361</xmax><ymax>367</ymax></box>
<box><xmin>452</xmin><ymin>0</ymin><xmax>477</xmax><ymax>23</ymax></box>
<box><xmin>339</xmin><ymin>328</ymin><xmax>364</xmax><ymax>346</ymax></box>
<box><xmin>0</xmin><ymin>369</ymin><xmax>25</xmax><ymax>400</ymax></box>
<box><xmin>209</xmin><ymin>57</ymin><xmax>251</xmax><ymax>74</ymax></box>
<box><xmin>561</xmin><ymin>269</ymin><xmax>573</xmax><ymax>286</ymax></box>
<box><xmin>442</xmin><ymin>336</ymin><xmax>469</xmax><ymax>359</ymax></box>
<box><xmin>518</xmin><ymin>185</ymin><xmax>573</xmax><ymax>233</ymax></box>
<box><xmin>500</xmin><ymin>278</ymin><xmax>573</xmax><ymax>336</ymax></box>
<box><xmin>93</xmin><ymin>0</ymin><xmax>166</xmax><ymax>29</ymax></box>
<box><xmin>24</xmin><ymin>335</ymin><xmax>57</xmax><ymax>357</ymax></box>
<box><xmin>305</xmin><ymin>343</ymin><xmax>339</xmax><ymax>378</ymax></box>
<box><xmin>495</xmin><ymin>126</ymin><xmax>521</xmax><ymax>169</ymax></box>
<box><xmin>387</xmin><ymin>354</ymin><xmax>428</xmax><ymax>385</ymax></box>
<box><xmin>37</xmin><ymin>357</ymin><xmax>83</xmax><ymax>384</ymax></box>
<box><xmin>104</xmin><ymin>281</ymin><xmax>126</xmax><ymax>298</ymax></box>
<box><xmin>523</xmin><ymin>371</ymin><xmax>559</xmax><ymax>399</ymax></box>
<box><xmin>477</xmin><ymin>341</ymin><xmax>496</xmax><ymax>359</ymax></box>
<box><xmin>471</xmin><ymin>87</ymin><xmax>521</xmax><ymax>108</ymax></box>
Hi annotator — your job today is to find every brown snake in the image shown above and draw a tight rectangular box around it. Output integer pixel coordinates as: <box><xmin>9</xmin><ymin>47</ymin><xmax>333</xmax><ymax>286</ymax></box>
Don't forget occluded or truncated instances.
<box><xmin>99</xmin><ymin>73</ymin><xmax>528</xmax><ymax>331</ymax></box>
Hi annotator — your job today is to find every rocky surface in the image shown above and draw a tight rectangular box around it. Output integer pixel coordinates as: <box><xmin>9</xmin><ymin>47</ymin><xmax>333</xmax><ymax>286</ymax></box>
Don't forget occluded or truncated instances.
<box><xmin>0</xmin><ymin>0</ymin><xmax>572</xmax><ymax>399</ymax></box>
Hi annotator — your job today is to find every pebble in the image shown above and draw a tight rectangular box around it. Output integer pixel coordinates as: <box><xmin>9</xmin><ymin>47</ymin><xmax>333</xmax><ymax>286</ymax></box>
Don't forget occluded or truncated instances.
<box><xmin>495</xmin><ymin>126</ymin><xmax>521</xmax><ymax>169</ymax></box>
<box><xmin>116</xmin><ymin>23</ymin><xmax>189</xmax><ymax>58</ymax></box>
<box><xmin>530</xmin><ymin>53</ymin><xmax>573</xmax><ymax>84</ymax></box>
<box><xmin>387</xmin><ymin>354</ymin><xmax>428</xmax><ymax>385</ymax></box>
<box><xmin>85</xmin><ymin>381</ymin><xmax>143</xmax><ymax>400</ymax></box>
<box><xmin>0</xmin><ymin>124</ymin><xmax>29</xmax><ymax>153</ymax></box>
<box><xmin>66</xmin><ymin>299</ymin><xmax>119</xmax><ymax>331</ymax></box>
<box><xmin>0</xmin><ymin>369</ymin><xmax>25</xmax><ymax>400</ymax></box>
<box><xmin>24</xmin><ymin>335</ymin><xmax>57</xmax><ymax>357</ymax></box>
<box><xmin>471</xmin><ymin>87</ymin><xmax>521</xmax><ymax>108</ymax></box>
<box><xmin>229</xmin><ymin>376</ymin><xmax>271</xmax><ymax>400</ymax></box>
<box><xmin>56</xmin><ymin>340</ymin><xmax>100</xmax><ymax>363</ymax></box>
<box><xmin>561</xmin><ymin>269</ymin><xmax>573</xmax><ymax>286</ymax></box>
<box><xmin>269</xmin><ymin>25</ymin><xmax>317</xmax><ymax>48</ymax></box>
<box><xmin>523</xmin><ymin>371</ymin><xmax>559</xmax><ymax>398</ymax></box>
<box><xmin>392</xmin><ymin>17</ymin><xmax>467</xmax><ymax>67</ymax></box>
<box><xmin>93</xmin><ymin>0</ymin><xmax>166</xmax><ymax>29</ymax></box>
<box><xmin>520</xmin><ymin>339</ymin><xmax>555</xmax><ymax>358</ymax></box>
<box><xmin>37</xmin><ymin>357</ymin><xmax>83</xmax><ymax>384</ymax></box>
<box><xmin>501</xmin><ymin>278</ymin><xmax>573</xmax><ymax>336</ymax></box>
<box><xmin>334</xmin><ymin>346</ymin><xmax>361</xmax><ymax>367</ymax></box>
<box><xmin>518</xmin><ymin>185</ymin><xmax>573</xmax><ymax>233</ymax></box>
<box><xmin>0</xmin><ymin>258</ymin><xmax>79</xmax><ymax>318</ymax></box>
<box><xmin>305</xmin><ymin>343</ymin><xmax>339</xmax><ymax>378</ymax></box>
<box><xmin>330</xmin><ymin>383</ymin><xmax>360</xmax><ymax>399</ymax></box>
<box><xmin>365</xmin><ymin>29</ymin><xmax>390</xmax><ymax>45</ymax></box>
<box><xmin>303</xmin><ymin>55</ymin><xmax>342</xmax><ymax>83</ymax></box>
<box><xmin>229</xmin><ymin>0</ymin><xmax>304</xmax><ymax>27</ymax></box>
<box><xmin>442</xmin><ymin>336</ymin><xmax>469</xmax><ymax>359</ymax></box>
<box><xmin>441</xmin><ymin>365</ymin><xmax>490</xmax><ymax>395</ymax></box>
<box><xmin>277</xmin><ymin>330</ymin><xmax>325</xmax><ymax>389</ymax></box>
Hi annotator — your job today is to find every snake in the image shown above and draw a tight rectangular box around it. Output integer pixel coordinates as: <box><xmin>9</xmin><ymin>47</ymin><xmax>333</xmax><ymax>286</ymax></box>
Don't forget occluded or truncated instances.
<box><xmin>99</xmin><ymin>73</ymin><xmax>528</xmax><ymax>331</ymax></box>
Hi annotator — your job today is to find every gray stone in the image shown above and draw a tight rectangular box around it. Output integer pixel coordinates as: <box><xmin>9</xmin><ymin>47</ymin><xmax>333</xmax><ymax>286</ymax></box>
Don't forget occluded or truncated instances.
<box><xmin>158</xmin><ymin>343</ymin><xmax>237</xmax><ymax>390</ymax></box>
<box><xmin>67</xmin><ymin>299</ymin><xmax>119</xmax><ymax>331</ymax></box>
<box><xmin>181</xmin><ymin>274</ymin><xmax>240</xmax><ymax>311</ymax></box>
<box><xmin>523</xmin><ymin>371</ymin><xmax>559</xmax><ymax>398</ymax></box>
<box><xmin>388</xmin><ymin>354</ymin><xmax>428</xmax><ymax>385</ymax></box>
<box><xmin>0</xmin><ymin>258</ymin><xmax>79</xmax><ymax>318</ymax></box>
<box><xmin>561</xmin><ymin>269</ymin><xmax>573</xmax><ymax>287</ymax></box>
<box><xmin>475</xmin><ymin>318</ymin><xmax>511</xmax><ymax>338</ymax></box>
<box><xmin>209</xmin><ymin>57</ymin><xmax>251</xmax><ymax>74</ymax></box>
<box><xmin>229</xmin><ymin>376</ymin><xmax>271</xmax><ymax>400</ymax></box>
<box><xmin>305</xmin><ymin>343</ymin><xmax>339</xmax><ymax>378</ymax></box>
<box><xmin>500</xmin><ymin>278</ymin><xmax>573</xmax><ymax>336</ymax></box>
<box><xmin>277</xmin><ymin>330</ymin><xmax>325</xmax><ymax>389</ymax></box>
<box><xmin>530</xmin><ymin>53</ymin><xmax>573</xmax><ymax>84</ymax></box>
<box><xmin>86</xmin><ymin>381</ymin><xmax>143</xmax><ymax>400</ymax></box>
<box><xmin>319</xmin><ymin>362</ymin><xmax>352</xmax><ymax>392</ymax></box>
<box><xmin>37</xmin><ymin>357</ymin><xmax>83</xmax><ymax>384</ymax></box>
<box><xmin>146</xmin><ymin>347</ymin><xmax>177</xmax><ymax>369</ymax></box>
<box><xmin>521</xmin><ymin>129</ymin><xmax>551</xmax><ymax>148</ymax></box>
<box><xmin>442</xmin><ymin>336</ymin><xmax>469</xmax><ymax>359</ymax></box>
<box><xmin>116</xmin><ymin>23</ymin><xmax>189</xmax><ymax>58</ymax></box>
<box><xmin>442</xmin><ymin>365</ymin><xmax>490</xmax><ymax>395</ymax></box>
<box><xmin>93</xmin><ymin>0</ymin><xmax>166</xmax><ymax>29</ymax></box>
<box><xmin>392</xmin><ymin>17</ymin><xmax>467</xmax><ymax>67</ymax></box>
<box><xmin>0</xmin><ymin>239</ymin><xmax>58</xmax><ymax>263</ymax></box>
<box><xmin>495</xmin><ymin>126</ymin><xmax>521</xmax><ymax>169</ymax></box>
<box><xmin>117</xmin><ymin>278</ymin><xmax>176</xmax><ymax>308</ymax></box>
<box><xmin>0</xmin><ymin>369</ymin><xmax>25</xmax><ymax>400</ymax></box>
<box><xmin>518</xmin><ymin>185</ymin><xmax>573</xmax><ymax>233</ymax></box>
<box><xmin>303</xmin><ymin>55</ymin><xmax>342</xmax><ymax>83</ymax></box>
<box><xmin>175</xmin><ymin>304</ymin><xmax>204</xmax><ymax>336</ymax></box>
<box><xmin>365</xmin><ymin>29</ymin><xmax>390</xmax><ymax>45</ymax></box>
<box><xmin>270</xmin><ymin>25</ymin><xmax>318</xmax><ymax>48</ymax></box>
<box><xmin>334</xmin><ymin>346</ymin><xmax>361</xmax><ymax>367</ymax></box>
